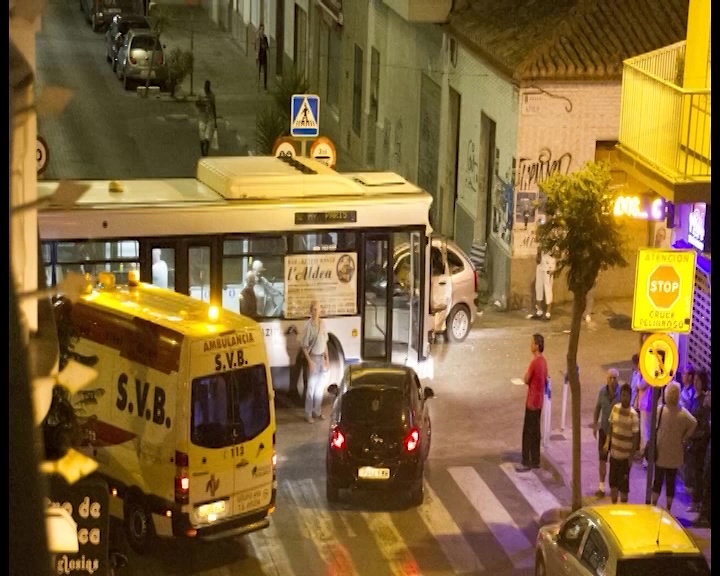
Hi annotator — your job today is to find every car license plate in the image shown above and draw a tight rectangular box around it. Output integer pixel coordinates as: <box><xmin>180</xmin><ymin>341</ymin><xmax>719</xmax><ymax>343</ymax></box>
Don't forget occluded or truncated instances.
<box><xmin>358</xmin><ymin>466</ymin><xmax>390</xmax><ymax>480</ymax></box>
<box><xmin>139</xmin><ymin>70</ymin><xmax>156</xmax><ymax>79</ymax></box>
<box><xmin>107</xmin><ymin>8</ymin><xmax>121</xmax><ymax>13</ymax></box>
<box><xmin>234</xmin><ymin>487</ymin><xmax>269</xmax><ymax>513</ymax></box>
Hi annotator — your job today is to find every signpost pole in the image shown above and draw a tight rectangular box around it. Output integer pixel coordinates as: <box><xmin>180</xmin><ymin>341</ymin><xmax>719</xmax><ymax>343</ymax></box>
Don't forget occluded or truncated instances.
<box><xmin>301</xmin><ymin>139</ymin><xmax>308</xmax><ymax>158</ymax></box>
<box><xmin>645</xmin><ymin>387</ymin><xmax>662</xmax><ymax>504</ymax></box>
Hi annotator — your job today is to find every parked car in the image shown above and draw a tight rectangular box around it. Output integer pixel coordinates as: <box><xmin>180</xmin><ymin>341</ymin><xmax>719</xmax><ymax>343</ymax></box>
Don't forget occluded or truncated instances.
<box><xmin>115</xmin><ymin>29</ymin><xmax>167</xmax><ymax>90</ymax></box>
<box><xmin>325</xmin><ymin>363</ymin><xmax>435</xmax><ymax>506</ymax></box>
<box><xmin>394</xmin><ymin>235</ymin><xmax>478</xmax><ymax>342</ymax></box>
<box><xmin>80</xmin><ymin>0</ymin><xmax>144</xmax><ymax>32</ymax></box>
<box><xmin>535</xmin><ymin>503</ymin><xmax>710</xmax><ymax>576</ymax></box>
<box><xmin>105</xmin><ymin>14</ymin><xmax>152</xmax><ymax>71</ymax></box>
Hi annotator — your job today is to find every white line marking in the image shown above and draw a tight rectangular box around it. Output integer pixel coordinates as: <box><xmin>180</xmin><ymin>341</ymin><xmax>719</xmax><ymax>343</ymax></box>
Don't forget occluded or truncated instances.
<box><xmin>418</xmin><ymin>481</ymin><xmax>485</xmax><ymax>574</ymax></box>
<box><xmin>360</xmin><ymin>510</ymin><xmax>420</xmax><ymax>576</ymax></box>
<box><xmin>284</xmin><ymin>479</ymin><xmax>358</xmax><ymax>576</ymax></box>
<box><xmin>246</xmin><ymin>519</ymin><xmax>296</xmax><ymax>576</ymax></box>
<box><xmin>448</xmin><ymin>466</ymin><xmax>534</xmax><ymax>570</ymax></box>
<box><xmin>499</xmin><ymin>462</ymin><xmax>562</xmax><ymax>522</ymax></box>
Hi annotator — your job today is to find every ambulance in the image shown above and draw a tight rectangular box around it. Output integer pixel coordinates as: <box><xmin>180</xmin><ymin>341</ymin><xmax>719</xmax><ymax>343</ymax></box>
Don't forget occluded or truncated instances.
<box><xmin>61</xmin><ymin>272</ymin><xmax>277</xmax><ymax>554</ymax></box>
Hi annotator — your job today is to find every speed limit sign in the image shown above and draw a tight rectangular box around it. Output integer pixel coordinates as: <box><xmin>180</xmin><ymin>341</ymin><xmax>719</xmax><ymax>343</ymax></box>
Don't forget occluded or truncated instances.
<box><xmin>272</xmin><ymin>136</ymin><xmax>299</xmax><ymax>159</ymax></box>
<box><xmin>37</xmin><ymin>136</ymin><xmax>49</xmax><ymax>175</ymax></box>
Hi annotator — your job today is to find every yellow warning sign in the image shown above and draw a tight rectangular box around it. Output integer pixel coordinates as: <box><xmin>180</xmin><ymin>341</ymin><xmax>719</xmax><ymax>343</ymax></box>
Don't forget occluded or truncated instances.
<box><xmin>632</xmin><ymin>249</ymin><xmax>696</xmax><ymax>333</ymax></box>
<box><xmin>639</xmin><ymin>333</ymin><xmax>679</xmax><ymax>387</ymax></box>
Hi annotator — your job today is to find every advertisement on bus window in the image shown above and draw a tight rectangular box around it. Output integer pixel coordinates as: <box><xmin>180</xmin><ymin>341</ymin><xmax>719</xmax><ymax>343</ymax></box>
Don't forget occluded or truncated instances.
<box><xmin>284</xmin><ymin>252</ymin><xmax>358</xmax><ymax>318</ymax></box>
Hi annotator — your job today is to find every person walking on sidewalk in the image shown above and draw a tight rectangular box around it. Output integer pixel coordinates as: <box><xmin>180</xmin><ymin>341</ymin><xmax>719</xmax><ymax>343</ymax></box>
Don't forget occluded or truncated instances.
<box><xmin>531</xmin><ymin>251</ymin><xmax>556</xmax><ymax>320</ymax></box>
<box><xmin>592</xmin><ymin>369</ymin><xmax>620</xmax><ymax>498</ymax></box>
<box><xmin>301</xmin><ymin>300</ymin><xmax>329</xmax><ymax>424</ymax></box>
<box><xmin>255</xmin><ymin>23</ymin><xmax>269</xmax><ymax>92</ymax></box>
<box><xmin>632</xmin><ymin>353</ymin><xmax>652</xmax><ymax>468</ymax></box>
<box><xmin>517</xmin><ymin>333</ymin><xmax>547</xmax><ymax>472</ymax></box>
<box><xmin>652</xmin><ymin>382</ymin><xmax>697</xmax><ymax>514</ymax></box>
<box><xmin>196</xmin><ymin>80</ymin><xmax>217</xmax><ymax>157</ymax></box>
<box><xmin>607</xmin><ymin>383</ymin><xmax>640</xmax><ymax>504</ymax></box>
<box><xmin>686</xmin><ymin>369</ymin><xmax>710</xmax><ymax>513</ymax></box>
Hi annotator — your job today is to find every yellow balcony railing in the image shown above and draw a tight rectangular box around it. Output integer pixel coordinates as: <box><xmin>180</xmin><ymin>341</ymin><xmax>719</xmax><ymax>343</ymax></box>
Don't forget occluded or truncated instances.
<box><xmin>619</xmin><ymin>41</ymin><xmax>711</xmax><ymax>182</ymax></box>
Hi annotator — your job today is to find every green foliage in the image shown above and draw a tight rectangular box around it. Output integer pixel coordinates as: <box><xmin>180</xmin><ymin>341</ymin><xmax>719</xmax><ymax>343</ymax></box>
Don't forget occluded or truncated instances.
<box><xmin>254</xmin><ymin>66</ymin><xmax>309</xmax><ymax>153</ymax></box>
<box><xmin>536</xmin><ymin>160</ymin><xmax>629</xmax><ymax>295</ymax></box>
<box><xmin>255</xmin><ymin>103</ymin><xmax>289</xmax><ymax>155</ymax></box>
<box><xmin>166</xmin><ymin>48</ymin><xmax>194</xmax><ymax>96</ymax></box>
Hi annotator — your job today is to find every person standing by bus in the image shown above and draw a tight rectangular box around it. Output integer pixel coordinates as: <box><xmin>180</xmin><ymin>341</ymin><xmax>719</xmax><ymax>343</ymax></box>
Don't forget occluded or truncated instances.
<box><xmin>301</xmin><ymin>300</ymin><xmax>329</xmax><ymax>423</ymax></box>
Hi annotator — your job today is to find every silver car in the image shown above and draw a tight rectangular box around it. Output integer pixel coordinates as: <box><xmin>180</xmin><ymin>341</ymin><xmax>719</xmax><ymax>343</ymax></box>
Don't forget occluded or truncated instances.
<box><xmin>394</xmin><ymin>236</ymin><xmax>478</xmax><ymax>343</ymax></box>
<box><xmin>115</xmin><ymin>29</ymin><xmax>167</xmax><ymax>90</ymax></box>
<box><xmin>105</xmin><ymin>14</ymin><xmax>151</xmax><ymax>72</ymax></box>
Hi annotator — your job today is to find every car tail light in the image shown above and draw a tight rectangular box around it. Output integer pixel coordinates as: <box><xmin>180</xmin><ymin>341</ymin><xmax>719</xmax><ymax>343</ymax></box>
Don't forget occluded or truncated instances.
<box><xmin>330</xmin><ymin>427</ymin><xmax>345</xmax><ymax>450</ymax></box>
<box><xmin>158</xmin><ymin>53</ymin><xmax>164</xmax><ymax>65</ymax></box>
<box><xmin>129</xmin><ymin>56</ymin><xmax>137</xmax><ymax>65</ymax></box>
<box><xmin>404</xmin><ymin>428</ymin><xmax>420</xmax><ymax>452</ymax></box>
<box><xmin>174</xmin><ymin>450</ymin><xmax>189</xmax><ymax>504</ymax></box>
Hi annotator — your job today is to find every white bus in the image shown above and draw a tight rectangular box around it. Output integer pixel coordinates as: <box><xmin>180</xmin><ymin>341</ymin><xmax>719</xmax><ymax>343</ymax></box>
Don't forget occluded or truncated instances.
<box><xmin>38</xmin><ymin>156</ymin><xmax>436</xmax><ymax>393</ymax></box>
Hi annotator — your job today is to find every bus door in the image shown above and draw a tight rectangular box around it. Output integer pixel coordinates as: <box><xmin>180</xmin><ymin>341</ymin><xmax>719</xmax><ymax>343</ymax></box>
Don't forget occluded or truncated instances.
<box><xmin>362</xmin><ymin>235</ymin><xmax>390</xmax><ymax>361</ymax></box>
<box><xmin>143</xmin><ymin>238</ymin><xmax>219</xmax><ymax>303</ymax></box>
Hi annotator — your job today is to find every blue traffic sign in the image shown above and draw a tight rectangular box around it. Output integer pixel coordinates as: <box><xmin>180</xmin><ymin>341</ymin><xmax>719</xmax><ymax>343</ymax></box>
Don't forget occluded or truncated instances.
<box><xmin>291</xmin><ymin>94</ymin><xmax>320</xmax><ymax>137</ymax></box>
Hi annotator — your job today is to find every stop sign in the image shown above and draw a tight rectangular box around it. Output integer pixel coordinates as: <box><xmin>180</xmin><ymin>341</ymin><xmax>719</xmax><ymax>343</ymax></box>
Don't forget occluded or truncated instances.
<box><xmin>647</xmin><ymin>265</ymin><xmax>681</xmax><ymax>309</ymax></box>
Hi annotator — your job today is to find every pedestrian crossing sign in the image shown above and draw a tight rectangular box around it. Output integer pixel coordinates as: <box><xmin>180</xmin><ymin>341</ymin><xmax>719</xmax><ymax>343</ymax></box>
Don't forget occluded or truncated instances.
<box><xmin>291</xmin><ymin>94</ymin><xmax>320</xmax><ymax>137</ymax></box>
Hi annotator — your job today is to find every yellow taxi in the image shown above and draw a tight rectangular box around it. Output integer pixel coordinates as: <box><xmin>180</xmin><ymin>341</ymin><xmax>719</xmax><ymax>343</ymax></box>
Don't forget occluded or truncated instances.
<box><xmin>535</xmin><ymin>504</ymin><xmax>710</xmax><ymax>576</ymax></box>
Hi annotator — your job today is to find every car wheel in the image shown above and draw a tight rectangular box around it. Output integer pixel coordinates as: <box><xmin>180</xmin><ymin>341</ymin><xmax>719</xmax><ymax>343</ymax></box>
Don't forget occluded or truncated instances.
<box><xmin>106</xmin><ymin>49</ymin><xmax>111</xmax><ymax>64</ymax></box>
<box><xmin>535</xmin><ymin>553</ymin><xmax>546</xmax><ymax>576</ymax></box>
<box><xmin>409</xmin><ymin>479</ymin><xmax>424</xmax><ymax>507</ymax></box>
<box><xmin>446</xmin><ymin>304</ymin><xmax>471</xmax><ymax>343</ymax></box>
<box><xmin>124</xmin><ymin>493</ymin><xmax>156</xmax><ymax>555</ymax></box>
<box><xmin>123</xmin><ymin>74</ymin><xmax>131</xmax><ymax>91</ymax></box>
<box><xmin>326</xmin><ymin>479</ymin><xmax>340</xmax><ymax>503</ymax></box>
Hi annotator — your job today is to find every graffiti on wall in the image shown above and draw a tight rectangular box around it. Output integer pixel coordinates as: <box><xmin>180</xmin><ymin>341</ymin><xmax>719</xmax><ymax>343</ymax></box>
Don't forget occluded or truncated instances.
<box><xmin>491</xmin><ymin>174</ymin><xmax>513</xmax><ymax>248</ymax></box>
<box><xmin>461</xmin><ymin>138</ymin><xmax>479</xmax><ymax>205</ymax></box>
<box><xmin>513</xmin><ymin>147</ymin><xmax>574</xmax><ymax>256</ymax></box>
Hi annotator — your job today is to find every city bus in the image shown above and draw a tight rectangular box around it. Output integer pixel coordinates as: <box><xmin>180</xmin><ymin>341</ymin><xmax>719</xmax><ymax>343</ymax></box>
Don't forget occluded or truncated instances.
<box><xmin>37</xmin><ymin>156</ymin><xmax>437</xmax><ymax>392</ymax></box>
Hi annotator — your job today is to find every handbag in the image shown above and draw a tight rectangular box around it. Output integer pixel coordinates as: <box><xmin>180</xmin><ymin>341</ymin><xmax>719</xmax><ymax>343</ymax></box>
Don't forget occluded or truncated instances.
<box><xmin>643</xmin><ymin>406</ymin><xmax>664</xmax><ymax>462</ymax></box>
<box><xmin>210</xmin><ymin>123</ymin><xmax>219</xmax><ymax>151</ymax></box>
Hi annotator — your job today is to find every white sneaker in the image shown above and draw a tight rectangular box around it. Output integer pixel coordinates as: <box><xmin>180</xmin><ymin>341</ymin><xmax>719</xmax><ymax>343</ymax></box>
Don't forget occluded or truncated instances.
<box><xmin>545</xmin><ymin>312</ymin><xmax>551</xmax><ymax>320</ymax></box>
<box><xmin>585</xmin><ymin>314</ymin><xmax>591</xmax><ymax>324</ymax></box>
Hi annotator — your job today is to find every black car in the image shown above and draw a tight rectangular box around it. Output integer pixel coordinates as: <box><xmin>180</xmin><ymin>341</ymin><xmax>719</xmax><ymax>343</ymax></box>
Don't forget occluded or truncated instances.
<box><xmin>105</xmin><ymin>13</ymin><xmax>152</xmax><ymax>71</ymax></box>
<box><xmin>325</xmin><ymin>362</ymin><xmax>435</xmax><ymax>506</ymax></box>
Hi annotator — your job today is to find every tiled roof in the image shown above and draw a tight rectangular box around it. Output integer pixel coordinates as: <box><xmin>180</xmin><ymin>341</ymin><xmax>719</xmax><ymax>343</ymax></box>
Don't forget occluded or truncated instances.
<box><xmin>447</xmin><ymin>0</ymin><xmax>689</xmax><ymax>82</ymax></box>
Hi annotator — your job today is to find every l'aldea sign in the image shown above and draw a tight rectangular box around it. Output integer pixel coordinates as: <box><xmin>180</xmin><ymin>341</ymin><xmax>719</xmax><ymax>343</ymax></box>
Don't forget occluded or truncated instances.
<box><xmin>284</xmin><ymin>252</ymin><xmax>358</xmax><ymax>318</ymax></box>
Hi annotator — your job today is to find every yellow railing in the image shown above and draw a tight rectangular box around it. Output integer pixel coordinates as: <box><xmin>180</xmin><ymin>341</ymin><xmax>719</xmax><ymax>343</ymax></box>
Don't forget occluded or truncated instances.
<box><xmin>619</xmin><ymin>41</ymin><xmax>711</xmax><ymax>181</ymax></box>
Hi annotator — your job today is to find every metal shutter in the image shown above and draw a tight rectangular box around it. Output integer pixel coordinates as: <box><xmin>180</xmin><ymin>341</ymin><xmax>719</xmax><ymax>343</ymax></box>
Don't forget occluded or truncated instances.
<box><xmin>687</xmin><ymin>266</ymin><xmax>711</xmax><ymax>373</ymax></box>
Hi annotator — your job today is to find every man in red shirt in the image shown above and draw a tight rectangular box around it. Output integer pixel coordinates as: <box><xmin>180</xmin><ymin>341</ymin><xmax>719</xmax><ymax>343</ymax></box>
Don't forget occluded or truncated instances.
<box><xmin>518</xmin><ymin>333</ymin><xmax>548</xmax><ymax>472</ymax></box>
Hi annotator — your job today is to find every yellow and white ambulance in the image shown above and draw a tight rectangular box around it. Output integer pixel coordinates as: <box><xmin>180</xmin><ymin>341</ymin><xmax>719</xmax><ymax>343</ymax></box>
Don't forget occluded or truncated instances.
<box><xmin>62</xmin><ymin>273</ymin><xmax>277</xmax><ymax>554</ymax></box>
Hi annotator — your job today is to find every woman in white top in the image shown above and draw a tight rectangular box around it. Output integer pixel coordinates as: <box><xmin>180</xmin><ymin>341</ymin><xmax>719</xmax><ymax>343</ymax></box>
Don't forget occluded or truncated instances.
<box><xmin>301</xmin><ymin>300</ymin><xmax>329</xmax><ymax>423</ymax></box>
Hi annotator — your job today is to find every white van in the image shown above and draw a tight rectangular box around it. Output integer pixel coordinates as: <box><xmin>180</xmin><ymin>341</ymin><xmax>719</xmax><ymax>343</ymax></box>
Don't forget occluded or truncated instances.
<box><xmin>60</xmin><ymin>273</ymin><xmax>277</xmax><ymax>553</ymax></box>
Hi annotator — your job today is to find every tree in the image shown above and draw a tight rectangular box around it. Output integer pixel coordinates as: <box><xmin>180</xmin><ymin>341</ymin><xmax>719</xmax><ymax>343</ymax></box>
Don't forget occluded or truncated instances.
<box><xmin>143</xmin><ymin>5</ymin><xmax>170</xmax><ymax>94</ymax></box>
<box><xmin>535</xmin><ymin>160</ymin><xmax>629</xmax><ymax>511</ymax></box>
<box><xmin>254</xmin><ymin>66</ymin><xmax>309</xmax><ymax>154</ymax></box>
<box><xmin>166</xmin><ymin>47</ymin><xmax>194</xmax><ymax>98</ymax></box>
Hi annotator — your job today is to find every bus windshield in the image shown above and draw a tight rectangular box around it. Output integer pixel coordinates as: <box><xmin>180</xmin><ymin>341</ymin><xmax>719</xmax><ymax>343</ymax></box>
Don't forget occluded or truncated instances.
<box><xmin>191</xmin><ymin>364</ymin><xmax>270</xmax><ymax>449</ymax></box>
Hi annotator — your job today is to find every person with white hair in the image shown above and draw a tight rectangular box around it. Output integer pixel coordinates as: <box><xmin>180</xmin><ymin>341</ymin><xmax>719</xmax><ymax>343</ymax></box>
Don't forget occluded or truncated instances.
<box><xmin>651</xmin><ymin>381</ymin><xmax>697</xmax><ymax>513</ymax></box>
<box><xmin>592</xmin><ymin>368</ymin><xmax>621</xmax><ymax>498</ymax></box>
<box><xmin>251</xmin><ymin>259</ymin><xmax>282</xmax><ymax>315</ymax></box>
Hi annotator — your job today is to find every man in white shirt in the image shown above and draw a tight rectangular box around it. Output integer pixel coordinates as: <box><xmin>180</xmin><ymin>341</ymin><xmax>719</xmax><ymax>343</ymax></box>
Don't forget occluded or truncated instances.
<box><xmin>152</xmin><ymin>250</ymin><xmax>169</xmax><ymax>288</ymax></box>
<box><xmin>533</xmin><ymin>250</ymin><xmax>556</xmax><ymax>320</ymax></box>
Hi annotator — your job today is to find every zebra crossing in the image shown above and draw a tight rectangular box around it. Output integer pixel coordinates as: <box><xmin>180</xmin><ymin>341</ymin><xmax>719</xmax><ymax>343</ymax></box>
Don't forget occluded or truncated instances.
<box><xmin>236</xmin><ymin>461</ymin><xmax>566</xmax><ymax>576</ymax></box>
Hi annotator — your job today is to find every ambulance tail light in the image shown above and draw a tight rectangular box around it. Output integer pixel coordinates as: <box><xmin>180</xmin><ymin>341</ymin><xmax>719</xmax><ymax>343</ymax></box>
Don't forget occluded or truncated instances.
<box><xmin>175</xmin><ymin>450</ymin><xmax>189</xmax><ymax>505</ymax></box>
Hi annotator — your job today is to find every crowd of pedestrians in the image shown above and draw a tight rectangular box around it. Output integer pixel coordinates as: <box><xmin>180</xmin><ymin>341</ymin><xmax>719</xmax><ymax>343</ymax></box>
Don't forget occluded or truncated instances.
<box><xmin>591</xmin><ymin>353</ymin><xmax>712</xmax><ymax>526</ymax></box>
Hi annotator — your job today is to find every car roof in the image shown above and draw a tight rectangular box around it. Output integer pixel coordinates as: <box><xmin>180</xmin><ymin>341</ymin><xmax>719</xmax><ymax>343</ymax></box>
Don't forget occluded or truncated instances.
<box><xmin>583</xmin><ymin>504</ymin><xmax>702</xmax><ymax>557</ymax></box>
<box><xmin>346</xmin><ymin>362</ymin><xmax>415</xmax><ymax>390</ymax></box>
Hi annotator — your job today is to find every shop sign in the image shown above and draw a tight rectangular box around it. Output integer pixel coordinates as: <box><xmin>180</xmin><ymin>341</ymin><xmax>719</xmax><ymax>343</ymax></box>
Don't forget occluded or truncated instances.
<box><xmin>613</xmin><ymin>194</ymin><xmax>665</xmax><ymax>220</ymax></box>
<box><xmin>688</xmin><ymin>203</ymin><xmax>707</xmax><ymax>251</ymax></box>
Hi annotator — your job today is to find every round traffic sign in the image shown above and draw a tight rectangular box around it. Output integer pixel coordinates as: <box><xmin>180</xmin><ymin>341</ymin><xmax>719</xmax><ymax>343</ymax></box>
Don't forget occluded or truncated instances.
<box><xmin>639</xmin><ymin>333</ymin><xmax>679</xmax><ymax>387</ymax></box>
<box><xmin>647</xmin><ymin>265</ymin><xmax>681</xmax><ymax>309</ymax></box>
<box><xmin>272</xmin><ymin>136</ymin><xmax>298</xmax><ymax>159</ymax></box>
<box><xmin>310</xmin><ymin>136</ymin><xmax>336</xmax><ymax>168</ymax></box>
<box><xmin>37</xmin><ymin>136</ymin><xmax>49</xmax><ymax>175</ymax></box>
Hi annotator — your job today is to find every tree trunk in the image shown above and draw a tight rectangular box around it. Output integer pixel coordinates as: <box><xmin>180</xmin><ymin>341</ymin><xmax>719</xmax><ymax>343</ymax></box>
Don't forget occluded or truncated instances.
<box><xmin>567</xmin><ymin>290</ymin><xmax>587</xmax><ymax>511</ymax></box>
<box><xmin>144</xmin><ymin>35</ymin><xmax>159</xmax><ymax>94</ymax></box>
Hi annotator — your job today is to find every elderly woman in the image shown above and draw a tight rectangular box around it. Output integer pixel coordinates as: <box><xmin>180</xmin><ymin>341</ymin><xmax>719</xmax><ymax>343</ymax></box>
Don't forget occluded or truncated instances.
<box><xmin>652</xmin><ymin>382</ymin><xmax>697</xmax><ymax>513</ymax></box>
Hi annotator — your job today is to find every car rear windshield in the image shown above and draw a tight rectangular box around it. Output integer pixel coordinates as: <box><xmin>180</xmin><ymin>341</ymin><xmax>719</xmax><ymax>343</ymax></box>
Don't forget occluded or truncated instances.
<box><xmin>131</xmin><ymin>35</ymin><xmax>159</xmax><ymax>51</ymax></box>
<box><xmin>342</xmin><ymin>388</ymin><xmax>407</xmax><ymax>426</ymax></box>
<box><xmin>616</xmin><ymin>555</ymin><xmax>710</xmax><ymax>576</ymax></box>
<box><xmin>191</xmin><ymin>364</ymin><xmax>270</xmax><ymax>449</ymax></box>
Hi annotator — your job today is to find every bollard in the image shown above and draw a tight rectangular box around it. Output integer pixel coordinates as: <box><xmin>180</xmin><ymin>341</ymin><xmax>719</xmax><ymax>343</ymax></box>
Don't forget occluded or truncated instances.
<box><xmin>543</xmin><ymin>377</ymin><xmax>552</xmax><ymax>448</ymax></box>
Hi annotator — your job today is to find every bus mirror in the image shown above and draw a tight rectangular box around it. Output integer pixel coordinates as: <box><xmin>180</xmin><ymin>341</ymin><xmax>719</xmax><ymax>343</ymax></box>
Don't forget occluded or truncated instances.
<box><xmin>327</xmin><ymin>384</ymin><xmax>339</xmax><ymax>396</ymax></box>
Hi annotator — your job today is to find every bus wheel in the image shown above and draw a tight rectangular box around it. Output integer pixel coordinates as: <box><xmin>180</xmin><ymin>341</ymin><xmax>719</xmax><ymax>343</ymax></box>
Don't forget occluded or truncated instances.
<box><xmin>124</xmin><ymin>493</ymin><xmax>156</xmax><ymax>555</ymax></box>
<box><xmin>446</xmin><ymin>304</ymin><xmax>471</xmax><ymax>343</ymax></box>
<box><xmin>327</xmin><ymin>337</ymin><xmax>345</xmax><ymax>386</ymax></box>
